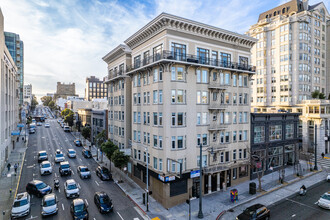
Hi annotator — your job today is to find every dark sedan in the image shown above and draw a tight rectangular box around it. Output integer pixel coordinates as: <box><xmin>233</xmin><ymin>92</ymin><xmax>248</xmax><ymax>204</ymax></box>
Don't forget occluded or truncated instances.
<box><xmin>82</xmin><ymin>149</ymin><xmax>92</xmax><ymax>158</ymax></box>
<box><xmin>96</xmin><ymin>166</ymin><xmax>112</xmax><ymax>181</ymax></box>
<box><xmin>70</xmin><ymin>198</ymin><xmax>89</xmax><ymax>220</ymax></box>
<box><xmin>236</xmin><ymin>204</ymin><xmax>270</xmax><ymax>220</ymax></box>
<box><xmin>26</xmin><ymin>180</ymin><xmax>52</xmax><ymax>198</ymax></box>
<box><xmin>94</xmin><ymin>192</ymin><xmax>113</xmax><ymax>213</ymax></box>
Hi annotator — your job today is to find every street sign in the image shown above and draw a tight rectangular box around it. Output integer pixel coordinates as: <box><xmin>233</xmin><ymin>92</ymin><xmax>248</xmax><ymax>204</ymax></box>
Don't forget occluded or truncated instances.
<box><xmin>11</xmin><ymin>131</ymin><xmax>20</xmax><ymax>136</ymax></box>
<box><xmin>190</xmin><ymin>170</ymin><xmax>200</xmax><ymax>178</ymax></box>
<box><xmin>17</xmin><ymin>124</ymin><xmax>25</xmax><ymax>128</ymax></box>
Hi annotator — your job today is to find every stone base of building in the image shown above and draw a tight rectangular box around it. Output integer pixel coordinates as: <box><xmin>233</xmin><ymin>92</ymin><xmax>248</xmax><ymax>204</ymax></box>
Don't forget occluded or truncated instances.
<box><xmin>128</xmin><ymin>162</ymin><xmax>250</xmax><ymax>209</ymax></box>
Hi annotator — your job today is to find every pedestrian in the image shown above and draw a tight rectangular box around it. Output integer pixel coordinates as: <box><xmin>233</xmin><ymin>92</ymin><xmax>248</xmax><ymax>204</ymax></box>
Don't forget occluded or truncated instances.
<box><xmin>322</xmin><ymin>152</ymin><xmax>325</xmax><ymax>159</ymax></box>
<box><xmin>14</xmin><ymin>163</ymin><xmax>18</xmax><ymax>173</ymax></box>
<box><xmin>7</xmin><ymin>163</ymin><xmax>11</xmax><ymax>172</ymax></box>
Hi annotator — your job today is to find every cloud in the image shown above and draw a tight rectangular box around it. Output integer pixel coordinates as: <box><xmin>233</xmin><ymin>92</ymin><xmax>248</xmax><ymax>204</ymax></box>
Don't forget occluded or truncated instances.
<box><xmin>1</xmin><ymin>0</ymin><xmax>330</xmax><ymax>99</ymax></box>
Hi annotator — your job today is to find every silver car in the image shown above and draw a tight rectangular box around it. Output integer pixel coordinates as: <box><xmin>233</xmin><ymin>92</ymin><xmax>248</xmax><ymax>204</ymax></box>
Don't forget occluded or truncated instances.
<box><xmin>67</xmin><ymin>149</ymin><xmax>76</xmax><ymax>158</ymax></box>
<box><xmin>41</xmin><ymin>193</ymin><xmax>58</xmax><ymax>216</ymax></box>
<box><xmin>318</xmin><ymin>191</ymin><xmax>330</xmax><ymax>209</ymax></box>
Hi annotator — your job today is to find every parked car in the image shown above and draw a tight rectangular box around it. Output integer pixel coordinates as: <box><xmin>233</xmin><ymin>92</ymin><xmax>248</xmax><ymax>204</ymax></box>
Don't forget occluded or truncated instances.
<box><xmin>54</xmin><ymin>150</ymin><xmax>65</xmax><ymax>163</ymax></box>
<box><xmin>317</xmin><ymin>192</ymin><xmax>330</xmax><ymax>209</ymax></box>
<box><xmin>67</xmin><ymin>149</ymin><xmax>76</xmax><ymax>158</ymax></box>
<box><xmin>236</xmin><ymin>204</ymin><xmax>270</xmax><ymax>220</ymax></box>
<box><xmin>11</xmin><ymin>192</ymin><xmax>30</xmax><ymax>219</ymax></box>
<box><xmin>64</xmin><ymin>179</ymin><xmax>79</xmax><ymax>198</ymax></box>
<box><xmin>37</xmin><ymin>122</ymin><xmax>42</xmax><ymax>126</ymax></box>
<box><xmin>77</xmin><ymin>166</ymin><xmax>91</xmax><ymax>179</ymax></box>
<box><xmin>94</xmin><ymin>191</ymin><xmax>113</xmax><ymax>213</ymax></box>
<box><xmin>74</xmin><ymin>139</ymin><xmax>82</xmax><ymax>146</ymax></box>
<box><xmin>26</xmin><ymin>180</ymin><xmax>52</xmax><ymax>197</ymax></box>
<box><xmin>29</xmin><ymin>128</ymin><xmax>35</xmax><ymax>134</ymax></box>
<box><xmin>64</xmin><ymin>126</ymin><xmax>70</xmax><ymax>132</ymax></box>
<box><xmin>96</xmin><ymin>166</ymin><xmax>112</xmax><ymax>181</ymax></box>
<box><xmin>59</xmin><ymin>161</ymin><xmax>72</xmax><ymax>176</ymax></box>
<box><xmin>41</xmin><ymin>193</ymin><xmax>58</xmax><ymax>217</ymax></box>
<box><xmin>326</xmin><ymin>173</ymin><xmax>330</xmax><ymax>182</ymax></box>
<box><xmin>82</xmin><ymin>149</ymin><xmax>92</xmax><ymax>158</ymax></box>
<box><xmin>45</xmin><ymin>123</ymin><xmax>50</xmax><ymax>128</ymax></box>
<box><xmin>38</xmin><ymin>151</ymin><xmax>48</xmax><ymax>163</ymax></box>
<box><xmin>40</xmin><ymin>161</ymin><xmax>52</xmax><ymax>175</ymax></box>
<box><xmin>70</xmin><ymin>198</ymin><xmax>88</xmax><ymax>220</ymax></box>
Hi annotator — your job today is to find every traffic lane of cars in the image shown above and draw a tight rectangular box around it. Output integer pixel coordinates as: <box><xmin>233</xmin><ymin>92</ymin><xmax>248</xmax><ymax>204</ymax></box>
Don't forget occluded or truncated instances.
<box><xmin>46</xmin><ymin>118</ymin><xmax>135</xmax><ymax>220</ymax></box>
<box><xmin>267</xmin><ymin>181</ymin><xmax>330</xmax><ymax>220</ymax></box>
<box><xmin>50</xmin><ymin>119</ymin><xmax>144</xmax><ymax>220</ymax></box>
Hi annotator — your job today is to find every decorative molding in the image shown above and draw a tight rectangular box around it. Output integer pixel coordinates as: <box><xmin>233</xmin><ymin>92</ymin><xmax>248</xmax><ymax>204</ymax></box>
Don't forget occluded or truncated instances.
<box><xmin>124</xmin><ymin>13</ymin><xmax>257</xmax><ymax>50</ymax></box>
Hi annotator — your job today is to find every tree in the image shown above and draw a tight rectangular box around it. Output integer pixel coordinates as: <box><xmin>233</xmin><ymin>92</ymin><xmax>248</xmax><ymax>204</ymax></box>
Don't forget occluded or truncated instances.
<box><xmin>249</xmin><ymin>148</ymin><xmax>267</xmax><ymax>192</ymax></box>
<box><xmin>40</xmin><ymin>96</ymin><xmax>52</xmax><ymax>106</ymax></box>
<box><xmin>319</xmin><ymin>93</ymin><xmax>326</xmax><ymax>99</ymax></box>
<box><xmin>111</xmin><ymin>149</ymin><xmax>129</xmax><ymax>182</ymax></box>
<box><xmin>31</xmin><ymin>96</ymin><xmax>38</xmax><ymax>109</ymax></box>
<box><xmin>101</xmin><ymin>140</ymin><xmax>118</xmax><ymax>172</ymax></box>
<box><xmin>48</xmin><ymin>101</ymin><xmax>56</xmax><ymax>110</ymax></box>
<box><xmin>95</xmin><ymin>130</ymin><xmax>107</xmax><ymax>162</ymax></box>
<box><xmin>81</xmin><ymin>126</ymin><xmax>91</xmax><ymax>146</ymax></box>
<box><xmin>311</xmin><ymin>90</ymin><xmax>320</xmax><ymax>99</ymax></box>
<box><xmin>64</xmin><ymin>112</ymin><xmax>74</xmax><ymax>127</ymax></box>
<box><xmin>61</xmin><ymin>109</ymin><xmax>73</xmax><ymax>117</ymax></box>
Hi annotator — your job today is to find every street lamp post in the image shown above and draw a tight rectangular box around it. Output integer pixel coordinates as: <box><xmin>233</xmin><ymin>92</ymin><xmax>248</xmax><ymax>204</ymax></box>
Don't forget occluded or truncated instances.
<box><xmin>314</xmin><ymin>124</ymin><xmax>318</xmax><ymax>170</ymax></box>
<box><xmin>198</xmin><ymin>143</ymin><xmax>204</xmax><ymax>218</ymax></box>
<box><xmin>145</xmin><ymin>147</ymin><xmax>149</xmax><ymax>212</ymax></box>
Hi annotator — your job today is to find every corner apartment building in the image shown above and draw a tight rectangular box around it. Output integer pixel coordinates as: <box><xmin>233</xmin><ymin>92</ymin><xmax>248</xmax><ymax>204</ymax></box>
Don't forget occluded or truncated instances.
<box><xmin>85</xmin><ymin>76</ymin><xmax>108</xmax><ymax>101</ymax></box>
<box><xmin>54</xmin><ymin>82</ymin><xmax>77</xmax><ymax>99</ymax></box>
<box><xmin>0</xmin><ymin>9</ymin><xmax>19</xmax><ymax>172</ymax></box>
<box><xmin>103</xmin><ymin>13</ymin><xmax>256</xmax><ymax>208</ymax></box>
<box><xmin>4</xmin><ymin>31</ymin><xmax>24</xmax><ymax>106</ymax></box>
<box><xmin>103</xmin><ymin>44</ymin><xmax>132</xmax><ymax>150</ymax></box>
<box><xmin>247</xmin><ymin>0</ymin><xmax>329</xmax><ymax>111</ymax></box>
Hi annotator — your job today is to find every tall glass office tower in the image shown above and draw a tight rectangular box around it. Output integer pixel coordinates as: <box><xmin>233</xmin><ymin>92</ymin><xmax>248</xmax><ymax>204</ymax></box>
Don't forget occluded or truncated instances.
<box><xmin>4</xmin><ymin>32</ymin><xmax>24</xmax><ymax>106</ymax></box>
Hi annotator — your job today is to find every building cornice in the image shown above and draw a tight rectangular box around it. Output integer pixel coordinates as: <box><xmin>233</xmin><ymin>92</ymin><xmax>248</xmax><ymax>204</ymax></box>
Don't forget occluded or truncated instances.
<box><xmin>102</xmin><ymin>44</ymin><xmax>131</xmax><ymax>64</ymax></box>
<box><xmin>124</xmin><ymin>13</ymin><xmax>257</xmax><ymax>50</ymax></box>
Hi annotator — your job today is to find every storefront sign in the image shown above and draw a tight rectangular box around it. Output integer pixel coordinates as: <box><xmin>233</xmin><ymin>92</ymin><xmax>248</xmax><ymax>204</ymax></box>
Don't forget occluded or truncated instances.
<box><xmin>158</xmin><ymin>175</ymin><xmax>165</xmax><ymax>182</ymax></box>
<box><xmin>158</xmin><ymin>175</ymin><xmax>175</xmax><ymax>182</ymax></box>
<box><xmin>190</xmin><ymin>170</ymin><xmax>200</xmax><ymax>178</ymax></box>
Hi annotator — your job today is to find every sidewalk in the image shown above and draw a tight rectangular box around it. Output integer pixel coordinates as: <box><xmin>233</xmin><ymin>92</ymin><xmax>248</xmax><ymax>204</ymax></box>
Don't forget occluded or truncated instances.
<box><xmin>72</xmin><ymin>132</ymin><xmax>328</xmax><ymax>219</ymax></box>
<box><xmin>0</xmin><ymin>135</ymin><xmax>28</xmax><ymax>220</ymax></box>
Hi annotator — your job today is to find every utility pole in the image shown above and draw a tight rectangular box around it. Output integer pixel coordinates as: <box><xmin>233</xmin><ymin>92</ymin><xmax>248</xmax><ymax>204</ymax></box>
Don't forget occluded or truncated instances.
<box><xmin>146</xmin><ymin>147</ymin><xmax>149</xmax><ymax>212</ymax></box>
<box><xmin>198</xmin><ymin>143</ymin><xmax>204</xmax><ymax>218</ymax></box>
<box><xmin>314</xmin><ymin>124</ymin><xmax>318</xmax><ymax>170</ymax></box>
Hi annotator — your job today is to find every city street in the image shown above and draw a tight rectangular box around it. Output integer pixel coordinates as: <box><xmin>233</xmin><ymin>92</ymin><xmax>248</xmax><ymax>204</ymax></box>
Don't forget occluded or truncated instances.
<box><xmin>17</xmin><ymin>107</ymin><xmax>143</xmax><ymax>220</ymax></box>
<box><xmin>269</xmin><ymin>181</ymin><xmax>330</xmax><ymax>220</ymax></box>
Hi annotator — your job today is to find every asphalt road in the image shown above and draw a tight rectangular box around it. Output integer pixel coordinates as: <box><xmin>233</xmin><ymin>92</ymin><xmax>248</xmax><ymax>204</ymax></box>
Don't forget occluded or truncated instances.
<box><xmin>17</xmin><ymin>107</ymin><xmax>143</xmax><ymax>220</ymax></box>
<box><xmin>269</xmin><ymin>181</ymin><xmax>330</xmax><ymax>220</ymax></box>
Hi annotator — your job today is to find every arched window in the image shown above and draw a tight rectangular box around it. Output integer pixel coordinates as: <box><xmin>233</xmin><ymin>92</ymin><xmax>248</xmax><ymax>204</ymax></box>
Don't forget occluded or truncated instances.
<box><xmin>274</xmin><ymin>11</ymin><xmax>277</xmax><ymax>16</ymax></box>
<box><xmin>299</xmin><ymin>4</ymin><xmax>302</xmax><ymax>10</ymax></box>
<box><xmin>266</xmin><ymin>15</ymin><xmax>268</xmax><ymax>19</ymax></box>
<box><xmin>282</xmin><ymin>8</ymin><xmax>285</xmax><ymax>14</ymax></box>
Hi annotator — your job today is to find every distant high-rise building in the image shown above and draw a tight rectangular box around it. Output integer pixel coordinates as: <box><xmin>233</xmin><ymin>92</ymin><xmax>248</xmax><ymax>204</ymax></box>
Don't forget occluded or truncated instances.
<box><xmin>247</xmin><ymin>0</ymin><xmax>330</xmax><ymax>111</ymax></box>
<box><xmin>85</xmin><ymin>76</ymin><xmax>108</xmax><ymax>101</ymax></box>
<box><xmin>23</xmin><ymin>84</ymin><xmax>32</xmax><ymax>105</ymax></box>
<box><xmin>4</xmin><ymin>31</ymin><xmax>24</xmax><ymax>106</ymax></box>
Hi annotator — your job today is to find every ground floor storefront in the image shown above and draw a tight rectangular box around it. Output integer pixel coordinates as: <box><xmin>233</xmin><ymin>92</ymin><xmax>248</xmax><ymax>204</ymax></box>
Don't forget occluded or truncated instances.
<box><xmin>128</xmin><ymin>162</ymin><xmax>250</xmax><ymax>209</ymax></box>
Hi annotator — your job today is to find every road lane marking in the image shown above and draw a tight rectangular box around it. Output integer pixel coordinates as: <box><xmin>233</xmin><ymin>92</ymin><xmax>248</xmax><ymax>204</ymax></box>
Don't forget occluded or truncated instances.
<box><xmin>85</xmin><ymin>199</ymin><xmax>89</xmax><ymax>206</ymax></box>
<box><xmin>62</xmin><ymin>203</ymin><xmax>65</xmax><ymax>210</ymax></box>
<box><xmin>72</xmin><ymin>170</ymin><xmax>74</xmax><ymax>175</ymax></box>
<box><xmin>78</xmin><ymin>183</ymin><xmax>81</xmax><ymax>189</ymax></box>
<box><xmin>55</xmin><ymin>173</ymin><xmax>57</xmax><ymax>177</ymax></box>
<box><xmin>95</xmin><ymin>181</ymin><xmax>99</xmax><ymax>186</ymax></box>
<box><xmin>117</xmin><ymin>212</ymin><xmax>124</xmax><ymax>220</ymax></box>
<box><xmin>59</xmin><ymin>189</ymin><xmax>60</xmax><ymax>193</ymax></box>
<box><xmin>93</xmin><ymin>218</ymin><xmax>96</xmax><ymax>220</ymax></box>
<box><xmin>80</xmin><ymin>158</ymin><xmax>82</xmax><ymax>161</ymax></box>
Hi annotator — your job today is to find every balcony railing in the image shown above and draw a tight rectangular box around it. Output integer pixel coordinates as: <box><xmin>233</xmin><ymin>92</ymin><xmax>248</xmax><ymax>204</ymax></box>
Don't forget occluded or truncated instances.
<box><xmin>208</xmin><ymin>122</ymin><xmax>228</xmax><ymax>131</ymax></box>
<box><xmin>208</xmin><ymin>103</ymin><xmax>229</xmax><ymax>110</ymax></box>
<box><xmin>208</xmin><ymin>82</ymin><xmax>230</xmax><ymax>90</ymax></box>
<box><xmin>127</xmin><ymin>50</ymin><xmax>256</xmax><ymax>73</ymax></box>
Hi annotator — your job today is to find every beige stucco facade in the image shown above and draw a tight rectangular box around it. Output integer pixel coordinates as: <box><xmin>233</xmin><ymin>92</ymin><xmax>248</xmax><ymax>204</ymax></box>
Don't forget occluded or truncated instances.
<box><xmin>247</xmin><ymin>0</ymin><xmax>330</xmax><ymax>111</ymax></box>
<box><xmin>103</xmin><ymin>13</ymin><xmax>256</xmax><ymax>208</ymax></box>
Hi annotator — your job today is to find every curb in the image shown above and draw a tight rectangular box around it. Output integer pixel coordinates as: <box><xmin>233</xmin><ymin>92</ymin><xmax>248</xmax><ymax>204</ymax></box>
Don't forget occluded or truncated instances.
<box><xmin>13</xmin><ymin>138</ymin><xmax>28</xmax><ymax>199</ymax></box>
<box><xmin>218</xmin><ymin>170</ymin><xmax>322</xmax><ymax>219</ymax></box>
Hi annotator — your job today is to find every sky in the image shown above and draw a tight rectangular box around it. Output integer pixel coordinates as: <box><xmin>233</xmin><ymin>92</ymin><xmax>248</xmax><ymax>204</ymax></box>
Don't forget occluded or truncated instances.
<box><xmin>1</xmin><ymin>0</ymin><xmax>330</xmax><ymax>99</ymax></box>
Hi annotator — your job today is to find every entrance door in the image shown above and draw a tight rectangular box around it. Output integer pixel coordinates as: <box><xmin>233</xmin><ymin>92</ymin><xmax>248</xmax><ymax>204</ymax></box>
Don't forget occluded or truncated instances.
<box><xmin>211</xmin><ymin>174</ymin><xmax>217</xmax><ymax>192</ymax></box>
<box><xmin>226</xmin><ymin>169</ymin><xmax>231</xmax><ymax>187</ymax></box>
<box><xmin>204</xmin><ymin>175</ymin><xmax>208</xmax><ymax>194</ymax></box>
<box><xmin>220</xmin><ymin>171</ymin><xmax>225</xmax><ymax>190</ymax></box>
<box><xmin>192</xmin><ymin>179</ymin><xmax>200</xmax><ymax>198</ymax></box>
